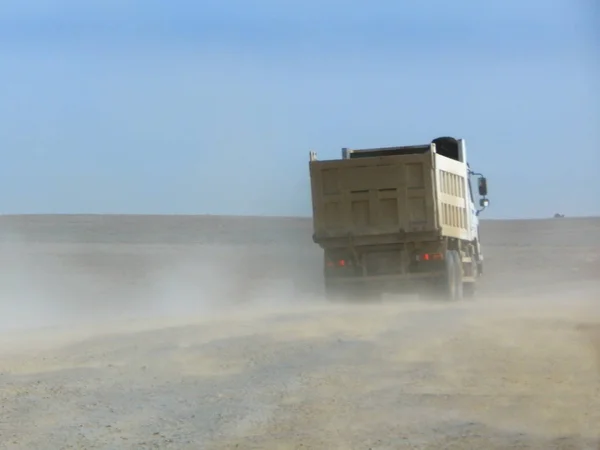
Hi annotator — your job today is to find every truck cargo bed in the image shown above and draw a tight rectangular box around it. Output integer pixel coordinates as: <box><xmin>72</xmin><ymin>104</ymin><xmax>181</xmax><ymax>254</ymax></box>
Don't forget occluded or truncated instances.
<box><xmin>309</xmin><ymin>148</ymin><xmax>471</xmax><ymax>244</ymax></box>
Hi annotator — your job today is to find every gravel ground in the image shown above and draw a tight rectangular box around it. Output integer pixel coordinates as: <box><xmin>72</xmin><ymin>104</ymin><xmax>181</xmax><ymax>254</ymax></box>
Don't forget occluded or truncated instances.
<box><xmin>0</xmin><ymin>215</ymin><xmax>599</xmax><ymax>449</ymax></box>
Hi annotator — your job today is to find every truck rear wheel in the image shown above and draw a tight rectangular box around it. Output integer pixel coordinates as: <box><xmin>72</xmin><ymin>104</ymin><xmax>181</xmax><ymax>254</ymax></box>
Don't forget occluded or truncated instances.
<box><xmin>463</xmin><ymin>256</ymin><xmax>478</xmax><ymax>299</ymax></box>
<box><xmin>431</xmin><ymin>250</ymin><xmax>461</xmax><ymax>301</ymax></box>
<box><xmin>452</xmin><ymin>251</ymin><xmax>464</xmax><ymax>300</ymax></box>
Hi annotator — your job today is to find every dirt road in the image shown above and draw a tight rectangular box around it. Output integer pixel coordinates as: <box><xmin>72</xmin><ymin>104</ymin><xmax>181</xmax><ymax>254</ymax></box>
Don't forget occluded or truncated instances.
<box><xmin>0</xmin><ymin>215</ymin><xmax>599</xmax><ymax>449</ymax></box>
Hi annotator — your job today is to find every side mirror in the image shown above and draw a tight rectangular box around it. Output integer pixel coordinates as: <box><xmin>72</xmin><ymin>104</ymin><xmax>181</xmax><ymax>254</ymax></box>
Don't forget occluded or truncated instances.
<box><xmin>478</xmin><ymin>177</ymin><xmax>488</xmax><ymax>196</ymax></box>
<box><xmin>480</xmin><ymin>198</ymin><xmax>489</xmax><ymax>208</ymax></box>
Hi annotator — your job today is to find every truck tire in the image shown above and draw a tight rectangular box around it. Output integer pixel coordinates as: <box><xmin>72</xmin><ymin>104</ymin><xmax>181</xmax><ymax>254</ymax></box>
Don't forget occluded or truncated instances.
<box><xmin>463</xmin><ymin>257</ymin><xmax>478</xmax><ymax>299</ymax></box>
<box><xmin>432</xmin><ymin>250</ymin><xmax>460</xmax><ymax>301</ymax></box>
<box><xmin>452</xmin><ymin>251</ymin><xmax>464</xmax><ymax>300</ymax></box>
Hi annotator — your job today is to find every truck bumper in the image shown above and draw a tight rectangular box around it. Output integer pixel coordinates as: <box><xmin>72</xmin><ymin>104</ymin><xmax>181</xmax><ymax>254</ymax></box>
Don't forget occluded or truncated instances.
<box><xmin>325</xmin><ymin>271</ymin><xmax>445</xmax><ymax>292</ymax></box>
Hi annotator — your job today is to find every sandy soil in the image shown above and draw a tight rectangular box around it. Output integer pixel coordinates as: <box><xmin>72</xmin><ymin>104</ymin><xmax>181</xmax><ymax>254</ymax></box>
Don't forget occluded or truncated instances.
<box><xmin>0</xmin><ymin>215</ymin><xmax>599</xmax><ymax>449</ymax></box>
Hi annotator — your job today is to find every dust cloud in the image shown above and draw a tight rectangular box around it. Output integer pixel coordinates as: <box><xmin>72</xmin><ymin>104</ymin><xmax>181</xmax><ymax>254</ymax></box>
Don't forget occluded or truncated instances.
<box><xmin>0</xmin><ymin>215</ymin><xmax>599</xmax><ymax>449</ymax></box>
<box><xmin>0</xmin><ymin>217</ymin><xmax>317</xmax><ymax>334</ymax></box>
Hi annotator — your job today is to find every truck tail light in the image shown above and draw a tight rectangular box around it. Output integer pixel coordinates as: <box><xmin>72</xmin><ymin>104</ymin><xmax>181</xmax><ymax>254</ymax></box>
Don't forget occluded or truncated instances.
<box><xmin>326</xmin><ymin>258</ymin><xmax>351</xmax><ymax>268</ymax></box>
<box><xmin>416</xmin><ymin>252</ymin><xmax>443</xmax><ymax>262</ymax></box>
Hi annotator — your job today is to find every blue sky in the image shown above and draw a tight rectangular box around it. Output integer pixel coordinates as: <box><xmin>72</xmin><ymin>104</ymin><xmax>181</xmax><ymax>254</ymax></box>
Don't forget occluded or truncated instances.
<box><xmin>1</xmin><ymin>0</ymin><xmax>598</xmax><ymax>218</ymax></box>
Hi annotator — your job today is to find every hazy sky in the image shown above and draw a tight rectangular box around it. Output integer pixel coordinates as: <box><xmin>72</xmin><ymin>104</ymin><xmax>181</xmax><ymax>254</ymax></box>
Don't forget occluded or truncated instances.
<box><xmin>1</xmin><ymin>0</ymin><xmax>598</xmax><ymax>218</ymax></box>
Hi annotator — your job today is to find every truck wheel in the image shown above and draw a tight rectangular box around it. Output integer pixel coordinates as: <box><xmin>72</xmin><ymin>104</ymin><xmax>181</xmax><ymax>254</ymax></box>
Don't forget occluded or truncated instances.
<box><xmin>463</xmin><ymin>258</ymin><xmax>478</xmax><ymax>299</ymax></box>
<box><xmin>452</xmin><ymin>251</ymin><xmax>464</xmax><ymax>300</ymax></box>
<box><xmin>433</xmin><ymin>250</ymin><xmax>459</xmax><ymax>301</ymax></box>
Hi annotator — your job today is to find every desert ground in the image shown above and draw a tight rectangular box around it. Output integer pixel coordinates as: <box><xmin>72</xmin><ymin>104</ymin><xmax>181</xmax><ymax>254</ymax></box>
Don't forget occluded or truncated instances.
<box><xmin>0</xmin><ymin>214</ymin><xmax>599</xmax><ymax>449</ymax></box>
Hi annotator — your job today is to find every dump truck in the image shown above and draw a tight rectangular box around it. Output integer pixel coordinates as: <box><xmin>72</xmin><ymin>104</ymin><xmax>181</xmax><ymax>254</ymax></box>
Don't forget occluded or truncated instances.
<box><xmin>308</xmin><ymin>136</ymin><xmax>490</xmax><ymax>301</ymax></box>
